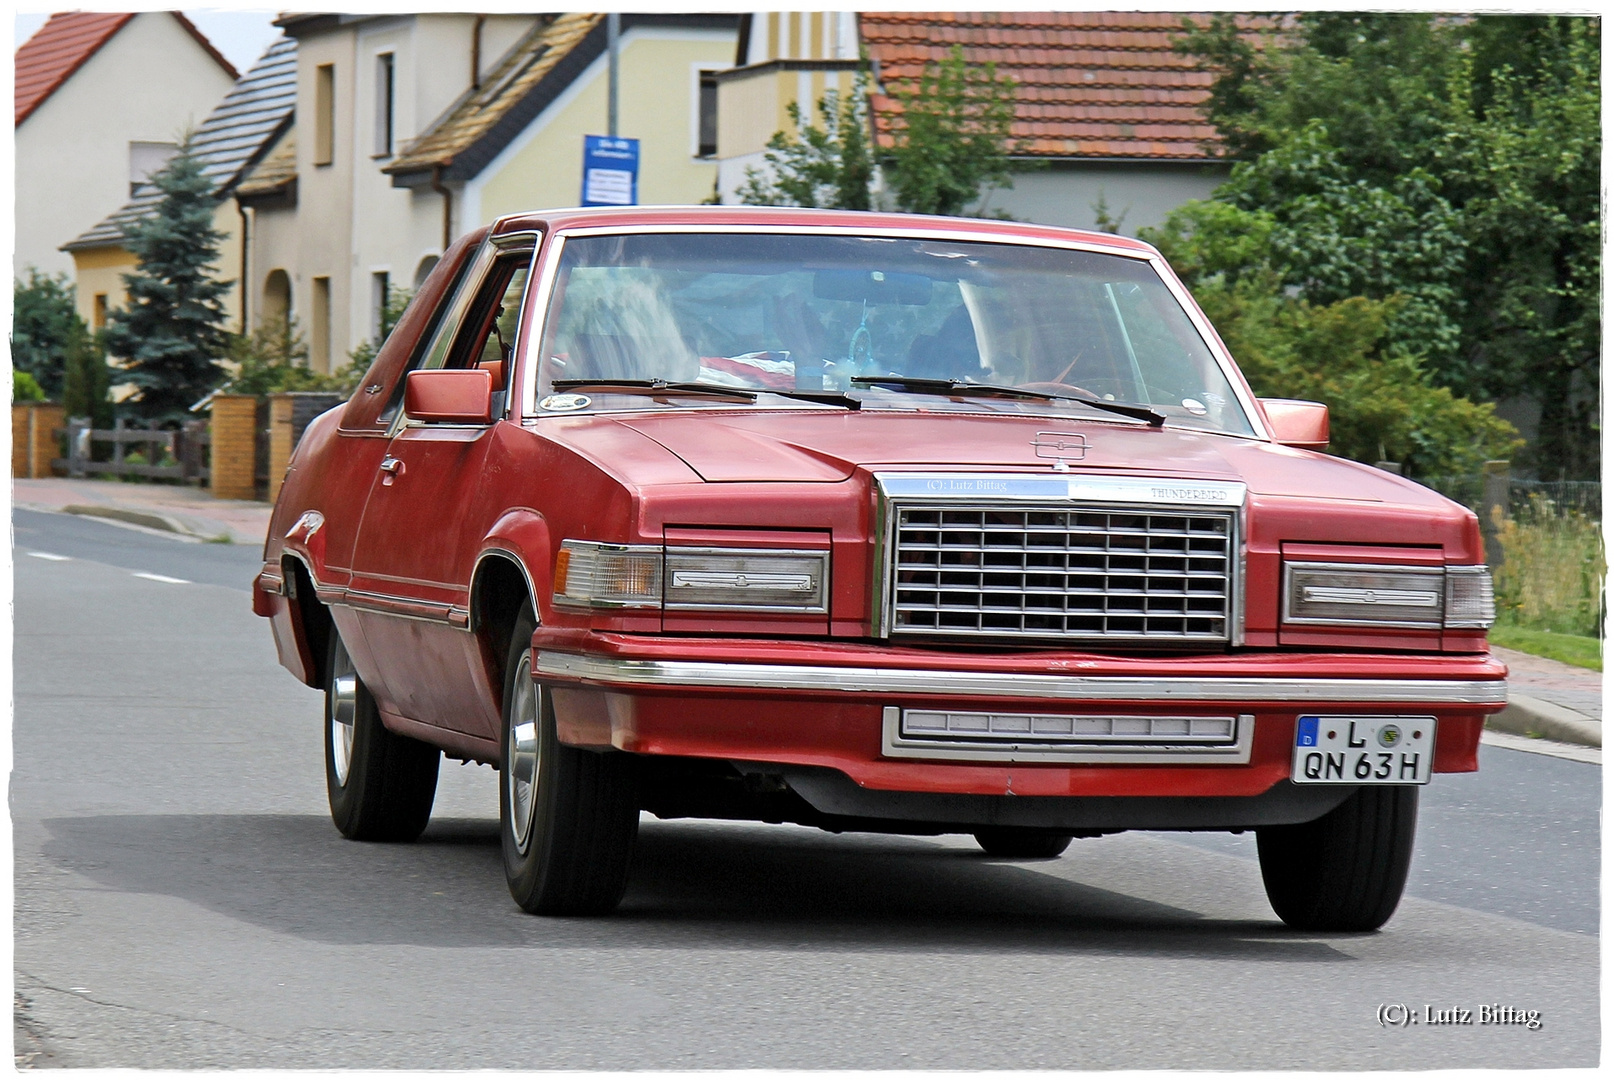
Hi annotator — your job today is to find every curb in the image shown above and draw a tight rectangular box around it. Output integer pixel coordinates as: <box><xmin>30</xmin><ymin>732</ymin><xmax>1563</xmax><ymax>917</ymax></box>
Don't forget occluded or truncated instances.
<box><xmin>1487</xmin><ymin>693</ymin><xmax>1602</xmax><ymax>748</ymax></box>
<box><xmin>61</xmin><ymin>504</ymin><xmax>232</xmax><ymax>544</ymax></box>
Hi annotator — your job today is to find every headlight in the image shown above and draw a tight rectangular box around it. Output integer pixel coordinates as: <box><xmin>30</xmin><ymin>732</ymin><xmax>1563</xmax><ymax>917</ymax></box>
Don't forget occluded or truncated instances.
<box><xmin>666</xmin><ymin>547</ymin><xmax>828</xmax><ymax>612</ymax></box>
<box><xmin>553</xmin><ymin>541</ymin><xmax>663</xmax><ymax>608</ymax></box>
<box><xmin>552</xmin><ymin>540</ymin><xmax>829</xmax><ymax>612</ymax></box>
<box><xmin>1283</xmin><ymin>562</ymin><xmax>1494</xmax><ymax>630</ymax></box>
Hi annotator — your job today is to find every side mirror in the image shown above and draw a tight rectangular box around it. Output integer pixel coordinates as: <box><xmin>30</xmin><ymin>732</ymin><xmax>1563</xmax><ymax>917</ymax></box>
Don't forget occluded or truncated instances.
<box><xmin>1259</xmin><ymin>398</ymin><xmax>1329</xmax><ymax>450</ymax></box>
<box><xmin>404</xmin><ymin>368</ymin><xmax>494</xmax><ymax>424</ymax></box>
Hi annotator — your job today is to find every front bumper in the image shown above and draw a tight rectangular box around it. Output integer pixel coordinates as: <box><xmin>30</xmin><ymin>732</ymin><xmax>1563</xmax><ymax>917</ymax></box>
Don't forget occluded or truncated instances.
<box><xmin>533</xmin><ymin>629</ymin><xmax>1506</xmax><ymax>803</ymax></box>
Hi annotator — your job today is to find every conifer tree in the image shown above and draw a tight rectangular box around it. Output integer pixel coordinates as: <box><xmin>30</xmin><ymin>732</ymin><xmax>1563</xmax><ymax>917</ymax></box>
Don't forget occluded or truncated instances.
<box><xmin>103</xmin><ymin>138</ymin><xmax>231</xmax><ymax>420</ymax></box>
<box><xmin>62</xmin><ymin>323</ymin><xmax>115</xmax><ymax>430</ymax></box>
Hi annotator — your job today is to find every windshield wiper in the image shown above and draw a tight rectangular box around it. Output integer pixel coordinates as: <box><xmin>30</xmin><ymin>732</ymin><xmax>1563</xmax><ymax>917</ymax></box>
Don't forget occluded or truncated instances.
<box><xmin>553</xmin><ymin>378</ymin><xmax>863</xmax><ymax>410</ymax></box>
<box><xmin>551</xmin><ymin>378</ymin><xmax>756</xmax><ymax>402</ymax></box>
<box><xmin>848</xmin><ymin>376</ymin><xmax>1165</xmax><ymax>427</ymax></box>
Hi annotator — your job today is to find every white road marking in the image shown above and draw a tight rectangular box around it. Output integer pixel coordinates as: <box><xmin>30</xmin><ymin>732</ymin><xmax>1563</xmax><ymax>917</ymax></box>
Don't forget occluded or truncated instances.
<box><xmin>26</xmin><ymin>551</ymin><xmax>70</xmax><ymax>561</ymax></box>
<box><xmin>1482</xmin><ymin>727</ymin><xmax>1601</xmax><ymax>764</ymax></box>
<box><xmin>132</xmin><ymin>572</ymin><xmax>190</xmax><ymax>585</ymax></box>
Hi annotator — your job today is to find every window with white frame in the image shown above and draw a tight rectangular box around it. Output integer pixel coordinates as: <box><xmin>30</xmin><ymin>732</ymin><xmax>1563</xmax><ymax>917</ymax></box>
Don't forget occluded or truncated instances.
<box><xmin>697</xmin><ymin>71</ymin><xmax>718</xmax><ymax>158</ymax></box>
<box><xmin>371</xmin><ymin>271</ymin><xmax>391</xmax><ymax>341</ymax></box>
<box><xmin>129</xmin><ymin>141</ymin><xmax>178</xmax><ymax>196</ymax></box>
<box><xmin>374</xmin><ymin>52</ymin><xmax>395</xmax><ymax>157</ymax></box>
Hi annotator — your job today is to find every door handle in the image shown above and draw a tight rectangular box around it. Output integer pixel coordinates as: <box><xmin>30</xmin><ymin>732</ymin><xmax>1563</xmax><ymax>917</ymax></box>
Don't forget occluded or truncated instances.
<box><xmin>379</xmin><ymin>455</ymin><xmax>404</xmax><ymax>485</ymax></box>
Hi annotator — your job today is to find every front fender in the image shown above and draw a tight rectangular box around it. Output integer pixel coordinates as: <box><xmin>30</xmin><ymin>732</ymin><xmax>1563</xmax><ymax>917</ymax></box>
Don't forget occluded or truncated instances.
<box><xmin>475</xmin><ymin>507</ymin><xmax>553</xmax><ymax>624</ymax></box>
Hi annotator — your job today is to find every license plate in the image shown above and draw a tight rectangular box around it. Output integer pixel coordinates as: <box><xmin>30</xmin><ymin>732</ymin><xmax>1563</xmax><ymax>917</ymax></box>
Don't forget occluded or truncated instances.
<box><xmin>1291</xmin><ymin>715</ymin><xmax>1435</xmax><ymax>785</ymax></box>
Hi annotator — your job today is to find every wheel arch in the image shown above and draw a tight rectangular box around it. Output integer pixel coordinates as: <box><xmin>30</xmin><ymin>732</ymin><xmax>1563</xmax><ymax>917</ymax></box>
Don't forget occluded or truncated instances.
<box><xmin>280</xmin><ymin>552</ymin><xmax>334</xmax><ymax>689</ymax></box>
<box><xmin>469</xmin><ymin>529</ymin><xmax>546</xmax><ymax>703</ymax></box>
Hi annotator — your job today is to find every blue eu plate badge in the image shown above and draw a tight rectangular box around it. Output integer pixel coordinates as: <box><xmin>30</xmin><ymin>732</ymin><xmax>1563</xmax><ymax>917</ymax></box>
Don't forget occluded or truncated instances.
<box><xmin>1296</xmin><ymin>715</ymin><xmax>1320</xmax><ymax>748</ymax></box>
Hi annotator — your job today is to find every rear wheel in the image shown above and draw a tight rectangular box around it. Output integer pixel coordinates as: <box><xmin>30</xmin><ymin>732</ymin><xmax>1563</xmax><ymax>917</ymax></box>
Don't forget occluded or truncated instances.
<box><xmin>501</xmin><ymin>608</ymin><xmax>639</xmax><ymax>914</ymax></box>
<box><xmin>973</xmin><ymin>827</ymin><xmax>1072</xmax><ymax>859</ymax></box>
<box><xmin>325</xmin><ymin>631</ymin><xmax>440</xmax><ymax>841</ymax></box>
<box><xmin>1256</xmin><ymin>785</ymin><xmax>1418</xmax><ymax>932</ymax></box>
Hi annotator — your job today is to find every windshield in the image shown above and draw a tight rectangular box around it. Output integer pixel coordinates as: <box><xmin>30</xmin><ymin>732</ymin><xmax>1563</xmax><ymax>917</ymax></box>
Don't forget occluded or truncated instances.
<box><xmin>536</xmin><ymin>232</ymin><xmax>1255</xmax><ymax>435</ymax></box>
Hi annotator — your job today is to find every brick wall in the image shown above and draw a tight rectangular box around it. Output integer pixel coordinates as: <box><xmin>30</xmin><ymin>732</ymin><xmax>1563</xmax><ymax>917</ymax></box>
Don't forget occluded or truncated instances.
<box><xmin>11</xmin><ymin>402</ymin><xmax>65</xmax><ymax>479</ymax></box>
<box><xmin>209</xmin><ymin>394</ymin><xmax>259</xmax><ymax>500</ymax></box>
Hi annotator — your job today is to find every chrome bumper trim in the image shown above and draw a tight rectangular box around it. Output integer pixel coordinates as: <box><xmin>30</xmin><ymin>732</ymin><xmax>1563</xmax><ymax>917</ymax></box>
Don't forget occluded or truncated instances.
<box><xmin>533</xmin><ymin>652</ymin><xmax>1508</xmax><ymax>705</ymax></box>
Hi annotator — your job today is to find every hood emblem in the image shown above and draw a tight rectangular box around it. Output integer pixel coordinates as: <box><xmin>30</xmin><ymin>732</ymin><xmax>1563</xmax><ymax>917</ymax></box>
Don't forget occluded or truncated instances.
<box><xmin>1032</xmin><ymin>431</ymin><xmax>1089</xmax><ymax>471</ymax></box>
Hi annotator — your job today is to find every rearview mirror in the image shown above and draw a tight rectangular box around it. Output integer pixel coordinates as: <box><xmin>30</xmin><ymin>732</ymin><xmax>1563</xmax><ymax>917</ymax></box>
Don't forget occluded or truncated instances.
<box><xmin>405</xmin><ymin>368</ymin><xmax>494</xmax><ymax>424</ymax></box>
<box><xmin>1259</xmin><ymin>398</ymin><xmax>1329</xmax><ymax>450</ymax></box>
<box><xmin>813</xmin><ymin>269</ymin><xmax>932</xmax><ymax>306</ymax></box>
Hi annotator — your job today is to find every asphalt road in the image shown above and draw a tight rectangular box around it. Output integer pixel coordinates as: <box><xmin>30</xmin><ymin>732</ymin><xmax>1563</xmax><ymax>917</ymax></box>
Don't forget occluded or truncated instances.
<box><xmin>11</xmin><ymin>507</ymin><xmax>1600</xmax><ymax>1068</ymax></box>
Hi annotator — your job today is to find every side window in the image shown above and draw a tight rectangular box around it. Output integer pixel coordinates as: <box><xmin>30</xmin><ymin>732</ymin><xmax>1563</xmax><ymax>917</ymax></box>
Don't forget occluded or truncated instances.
<box><xmin>447</xmin><ymin>255</ymin><xmax>531</xmax><ymax>376</ymax></box>
<box><xmin>390</xmin><ymin>249</ymin><xmax>532</xmax><ymax>427</ymax></box>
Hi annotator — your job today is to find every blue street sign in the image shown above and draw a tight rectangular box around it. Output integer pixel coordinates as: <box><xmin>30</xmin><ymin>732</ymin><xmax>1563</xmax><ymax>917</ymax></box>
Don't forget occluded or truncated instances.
<box><xmin>581</xmin><ymin>135</ymin><xmax>639</xmax><ymax>206</ymax></box>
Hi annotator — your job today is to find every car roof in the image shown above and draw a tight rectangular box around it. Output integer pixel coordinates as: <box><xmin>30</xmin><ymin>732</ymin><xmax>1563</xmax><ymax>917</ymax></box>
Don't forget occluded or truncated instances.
<box><xmin>488</xmin><ymin>204</ymin><xmax>1160</xmax><ymax>257</ymax></box>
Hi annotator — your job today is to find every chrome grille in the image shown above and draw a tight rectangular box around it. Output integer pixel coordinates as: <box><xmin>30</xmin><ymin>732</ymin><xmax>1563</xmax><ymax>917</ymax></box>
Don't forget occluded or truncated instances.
<box><xmin>889</xmin><ymin>504</ymin><xmax>1235</xmax><ymax>643</ymax></box>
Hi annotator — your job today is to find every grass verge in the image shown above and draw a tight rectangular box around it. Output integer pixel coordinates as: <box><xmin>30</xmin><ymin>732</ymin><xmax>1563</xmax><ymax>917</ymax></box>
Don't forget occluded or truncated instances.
<box><xmin>1488</xmin><ymin>624</ymin><xmax>1603</xmax><ymax>671</ymax></box>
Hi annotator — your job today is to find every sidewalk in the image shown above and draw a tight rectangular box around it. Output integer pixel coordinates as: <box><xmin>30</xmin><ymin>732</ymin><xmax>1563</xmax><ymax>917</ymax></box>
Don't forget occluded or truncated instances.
<box><xmin>1489</xmin><ymin>645</ymin><xmax>1604</xmax><ymax>749</ymax></box>
<box><xmin>12</xmin><ymin>477</ymin><xmax>272</xmax><ymax>547</ymax></box>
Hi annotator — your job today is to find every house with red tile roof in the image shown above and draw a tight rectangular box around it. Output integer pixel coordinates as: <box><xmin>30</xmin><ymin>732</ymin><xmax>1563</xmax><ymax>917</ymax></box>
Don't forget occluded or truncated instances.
<box><xmin>14</xmin><ymin>11</ymin><xmax>237</xmax><ymax>279</ymax></box>
<box><xmin>716</xmin><ymin>11</ymin><xmax>1236</xmax><ymax>233</ymax></box>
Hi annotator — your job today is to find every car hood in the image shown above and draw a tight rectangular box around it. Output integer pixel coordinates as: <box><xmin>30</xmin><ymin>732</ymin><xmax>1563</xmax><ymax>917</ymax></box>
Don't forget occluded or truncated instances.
<box><xmin>606</xmin><ymin>410</ymin><xmax>1447</xmax><ymax>506</ymax></box>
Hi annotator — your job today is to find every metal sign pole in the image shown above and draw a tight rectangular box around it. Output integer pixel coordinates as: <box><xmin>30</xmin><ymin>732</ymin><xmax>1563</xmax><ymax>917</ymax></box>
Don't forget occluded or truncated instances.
<box><xmin>607</xmin><ymin>13</ymin><xmax>620</xmax><ymax>138</ymax></box>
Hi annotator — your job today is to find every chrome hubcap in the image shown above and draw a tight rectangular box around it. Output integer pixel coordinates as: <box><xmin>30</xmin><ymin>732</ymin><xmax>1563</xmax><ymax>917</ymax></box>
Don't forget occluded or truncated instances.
<box><xmin>329</xmin><ymin>639</ymin><xmax>357</xmax><ymax>786</ymax></box>
<box><xmin>507</xmin><ymin>650</ymin><xmax>541</xmax><ymax>853</ymax></box>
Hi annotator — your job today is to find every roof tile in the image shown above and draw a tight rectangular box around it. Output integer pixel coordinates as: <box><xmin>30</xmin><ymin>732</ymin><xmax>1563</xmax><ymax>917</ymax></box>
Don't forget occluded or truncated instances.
<box><xmin>64</xmin><ymin>36</ymin><xmax>297</xmax><ymax>250</ymax></box>
<box><xmin>385</xmin><ymin>14</ymin><xmax>601</xmax><ymax>176</ymax></box>
<box><xmin>14</xmin><ymin>12</ymin><xmax>132</xmax><ymax>125</ymax></box>
<box><xmin>860</xmin><ymin>10</ymin><xmax>1266</xmax><ymax>160</ymax></box>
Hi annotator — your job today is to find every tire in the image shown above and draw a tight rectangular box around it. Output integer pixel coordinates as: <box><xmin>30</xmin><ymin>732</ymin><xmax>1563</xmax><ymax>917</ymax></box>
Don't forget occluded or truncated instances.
<box><xmin>973</xmin><ymin>828</ymin><xmax>1072</xmax><ymax>859</ymax></box>
<box><xmin>1256</xmin><ymin>785</ymin><xmax>1418</xmax><ymax>932</ymax></box>
<box><xmin>325</xmin><ymin>630</ymin><xmax>440</xmax><ymax>841</ymax></box>
<box><xmin>501</xmin><ymin>607</ymin><xmax>639</xmax><ymax>915</ymax></box>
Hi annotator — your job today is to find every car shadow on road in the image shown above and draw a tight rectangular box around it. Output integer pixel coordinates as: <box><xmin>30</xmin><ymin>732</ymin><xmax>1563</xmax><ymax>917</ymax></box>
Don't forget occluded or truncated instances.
<box><xmin>36</xmin><ymin>812</ymin><xmax>1350</xmax><ymax>962</ymax></box>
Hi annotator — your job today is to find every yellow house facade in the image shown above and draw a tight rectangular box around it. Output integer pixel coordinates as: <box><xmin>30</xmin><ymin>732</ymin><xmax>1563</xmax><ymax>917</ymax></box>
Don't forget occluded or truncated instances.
<box><xmin>240</xmin><ymin>13</ymin><xmax>739</xmax><ymax>373</ymax></box>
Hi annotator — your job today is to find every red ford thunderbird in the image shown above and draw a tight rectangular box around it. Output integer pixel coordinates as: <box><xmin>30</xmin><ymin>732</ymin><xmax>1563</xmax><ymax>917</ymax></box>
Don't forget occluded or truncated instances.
<box><xmin>254</xmin><ymin>206</ymin><xmax>1505</xmax><ymax>930</ymax></box>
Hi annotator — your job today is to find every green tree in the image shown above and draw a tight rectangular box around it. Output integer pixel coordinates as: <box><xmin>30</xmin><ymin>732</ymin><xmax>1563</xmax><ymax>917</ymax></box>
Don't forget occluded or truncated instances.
<box><xmin>61</xmin><ymin>323</ymin><xmax>114</xmax><ymax>430</ymax></box>
<box><xmin>335</xmin><ymin>285</ymin><xmax>414</xmax><ymax>393</ymax></box>
<box><xmin>1144</xmin><ymin>201</ymin><xmax>1519</xmax><ymax>479</ymax></box>
<box><xmin>739</xmin><ymin>81</ymin><xmax>872</xmax><ymax>210</ymax></box>
<box><xmin>103</xmin><ymin>137</ymin><xmax>232</xmax><ymax>420</ymax></box>
<box><xmin>11</xmin><ymin>268</ymin><xmax>81</xmax><ymax>398</ymax></box>
<box><xmin>739</xmin><ymin>50</ymin><xmax>1025</xmax><ymax>217</ymax></box>
<box><xmin>882</xmin><ymin>45</ymin><xmax>1024</xmax><ymax>216</ymax></box>
<box><xmin>1174</xmin><ymin>13</ymin><xmax>1599</xmax><ymax>477</ymax></box>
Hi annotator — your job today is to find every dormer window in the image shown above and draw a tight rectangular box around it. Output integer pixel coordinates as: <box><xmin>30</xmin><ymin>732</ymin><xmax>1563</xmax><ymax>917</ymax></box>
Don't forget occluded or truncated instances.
<box><xmin>129</xmin><ymin>140</ymin><xmax>178</xmax><ymax>197</ymax></box>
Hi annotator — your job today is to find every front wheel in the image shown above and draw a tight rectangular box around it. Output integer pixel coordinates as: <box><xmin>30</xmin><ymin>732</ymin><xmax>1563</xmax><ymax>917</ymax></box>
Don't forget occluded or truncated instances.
<box><xmin>325</xmin><ymin>630</ymin><xmax>440</xmax><ymax>841</ymax></box>
<box><xmin>501</xmin><ymin>608</ymin><xmax>639</xmax><ymax>915</ymax></box>
<box><xmin>1256</xmin><ymin>785</ymin><xmax>1418</xmax><ymax>932</ymax></box>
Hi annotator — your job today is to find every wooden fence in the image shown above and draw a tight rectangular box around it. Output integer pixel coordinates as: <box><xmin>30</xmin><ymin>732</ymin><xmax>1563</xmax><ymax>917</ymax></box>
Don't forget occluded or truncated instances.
<box><xmin>55</xmin><ymin>418</ymin><xmax>212</xmax><ymax>483</ymax></box>
<box><xmin>14</xmin><ymin>392</ymin><xmax>346</xmax><ymax>502</ymax></box>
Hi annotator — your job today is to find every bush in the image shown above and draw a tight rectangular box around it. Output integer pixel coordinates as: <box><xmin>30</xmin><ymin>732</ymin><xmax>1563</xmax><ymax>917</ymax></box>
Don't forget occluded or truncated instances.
<box><xmin>13</xmin><ymin>370</ymin><xmax>46</xmax><ymax>402</ymax></box>
<box><xmin>12</xmin><ymin>268</ymin><xmax>81</xmax><ymax>398</ymax></box>
<box><xmin>1493</xmin><ymin>495</ymin><xmax>1604</xmax><ymax>637</ymax></box>
<box><xmin>222</xmin><ymin>316</ymin><xmax>341</xmax><ymax>396</ymax></box>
